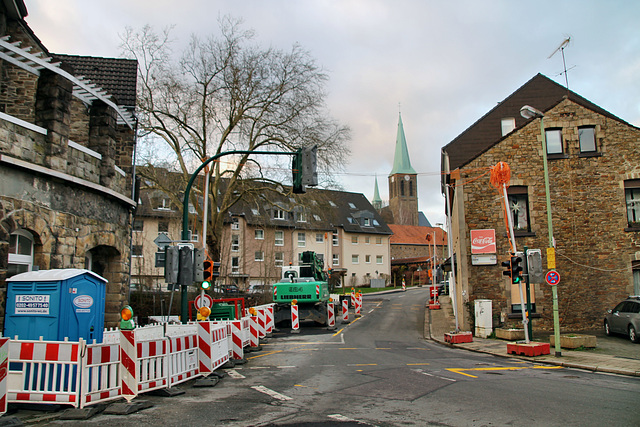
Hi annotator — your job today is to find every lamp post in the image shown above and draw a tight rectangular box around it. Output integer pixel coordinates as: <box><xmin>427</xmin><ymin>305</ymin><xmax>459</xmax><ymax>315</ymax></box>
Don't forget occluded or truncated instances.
<box><xmin>520</xmin><ymin>105</ymin><xmax>562</xmax><ymax>357</ymax></box>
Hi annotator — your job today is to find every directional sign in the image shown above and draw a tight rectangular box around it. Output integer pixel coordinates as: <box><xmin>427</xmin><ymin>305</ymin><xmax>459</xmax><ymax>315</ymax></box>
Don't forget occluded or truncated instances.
<box><xmin>545</xmin><ymin>270</ymin><xmax>560</xmax><ymax>286</ymax></box>
<box><xmin>194</xmin><ymin>293</ymin><xmax>214</xmax><ymax>309</ymax></box>
<box><xmin>153</xmin><ymin>233</ymin><xmax>172</xmax><ymax>249</ymax></box>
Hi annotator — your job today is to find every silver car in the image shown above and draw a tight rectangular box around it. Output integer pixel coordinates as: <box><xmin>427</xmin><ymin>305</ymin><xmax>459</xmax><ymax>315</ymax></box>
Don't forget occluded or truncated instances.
<box><xmin>604</xmin><ymin>297</ymin><xmax>640</xmax><ymax>343</ymax></box>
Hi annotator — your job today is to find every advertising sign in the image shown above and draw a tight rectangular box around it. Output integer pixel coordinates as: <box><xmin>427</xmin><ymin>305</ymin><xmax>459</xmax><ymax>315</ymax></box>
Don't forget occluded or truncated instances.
<box><xmin>470</xmin><ymin>229</ymin><xmax>496</xmax><ymax>254</ymax></box>
<box><xmin>15</xmin><ymin>295</ymin><xmax>50</xmax><ymax>314</ymax></box>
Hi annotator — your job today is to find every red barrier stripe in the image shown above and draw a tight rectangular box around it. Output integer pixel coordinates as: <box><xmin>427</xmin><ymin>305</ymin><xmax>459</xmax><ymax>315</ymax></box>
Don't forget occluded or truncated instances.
<box><xmin>121</xmin><ymin>383</ymin><xmax>135</xmax><ymax>396</ymax></box>
<box><xmin>121</xmin><ymin>331</ymin><xmax>135</xmax><ymax>346</ymax></box>
<box><xmin>120</xmin><ymin>348</ymin><xmax>136</xmax><ymax>374</ymax></box>
<box><xmin>19</xmin><ymin>342</ymin><xmax>33</xmax><ymax>360</ymax></box>
<box><xmin>101</xmin><ymin>346</ymin><xmax>112</xmax><ymax>363</ymax></box>
<box><xmin>45</xmin><ymin>343</ymin><xmax>58</xmax><ymax>361</ymax></box>
<box><xmin>198</xmin><ymin>337</ymin><xmax>211</xmax><ymax>358</ymax></box>
<box><xmin>71</xmin><ymin>343</ymin><xmax>78</xmax><ymax>361</ymax></box>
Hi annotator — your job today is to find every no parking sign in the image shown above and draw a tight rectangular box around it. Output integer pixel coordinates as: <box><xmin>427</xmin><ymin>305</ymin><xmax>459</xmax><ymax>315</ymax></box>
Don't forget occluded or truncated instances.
<box><xmin>545</xmin><ymin>270</ymin><xmax>560</xmax><ymax>286</ymax></box>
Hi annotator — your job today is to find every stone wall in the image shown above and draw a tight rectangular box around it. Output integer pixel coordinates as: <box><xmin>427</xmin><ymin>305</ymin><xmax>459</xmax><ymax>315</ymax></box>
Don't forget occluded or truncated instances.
<box><xmin>457</xmin><ymin>99</ymin><xmax>640</xmax><ymax>330</ymax></box>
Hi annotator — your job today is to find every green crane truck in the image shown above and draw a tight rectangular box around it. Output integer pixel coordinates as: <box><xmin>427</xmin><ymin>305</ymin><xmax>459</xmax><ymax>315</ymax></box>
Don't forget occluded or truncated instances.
<box><xmin>273</xmin><ymin>251</ymin><xmax>331</xmax><ymax>325</ymax></box>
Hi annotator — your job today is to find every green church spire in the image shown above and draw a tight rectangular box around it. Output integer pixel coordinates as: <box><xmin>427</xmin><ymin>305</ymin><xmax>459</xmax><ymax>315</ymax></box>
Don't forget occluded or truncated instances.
<box><xmin>389</xmin><ymin>113</ymin><xmax>417</xmax><ymax>175</ymax></box>
<box><xmin>372</xmin><ymin>175</ymin><xmax>382</xmax><ymax>209</ymax></box>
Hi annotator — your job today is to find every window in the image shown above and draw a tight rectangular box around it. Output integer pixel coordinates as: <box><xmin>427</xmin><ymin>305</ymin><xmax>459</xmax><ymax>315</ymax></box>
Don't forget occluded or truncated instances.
<box><xmin>275</xmin><ymin>231</ymin><xmax>284</xmax><ymax>246</ymax></box>
<box><xmin>156</xmin><ymin>197</ymin><xmax>172</xmax><ymax>210</ymax></box>
<box><xmin>133</xmin><ymin>219</ymin><xmax>144</xmax><ymax>231</ymax></box>
<box><xmin>158</xmin><ymin>221</ymin><xmax>169</xmax><ymax>234</ymax></box>
<box><xmin>255</xmin><ymin>229</ymin><xmax>264</xmax><ymax>240</ymax></box>
<box><xmin>363</xmin><ymin>218</ymin><xmax>371</xmax><ymax>226</ymax></box>
<box><xmin>348</xmin><ymin>202</ymin><xmax>357</xmax><ymax>209</ymax></box>
<box><xmin>298</xmin><ymin>232</ymin><xmax>306</xmax><ymax>247</ymax></box>
<box><xmin>188</xmin><ymin>230</ymin><xmax>198</xmax><ymax>242</ymax></box>
<box><xmin>316</xmin><ymin>233</ymin><xmax>324</xmax><ymax>243</ymax></box>
<box><xmin>352</xmin><ymin>254</ymin><xmax>359</xmax><ymax>264</ymax></box>
<box><xmin>231</xmin><ymin>257</ymin><xmax>239</xmax><ymax>273</ymax></box>
<box><xmin>297</xmin><ymin>212</ymin><xmax>307</xmax><ymax>222</ymax></box>
<box><xmin>508</xmin><ymin>186</ymin><xmax>530</xmax><ymax>232</ymax></box>
<box><xmin>332</xmin><ymin>254</ymin><xmax>339</xmax><ymax>266</ymax></box>
<box><xmin>275</xmin><ymin>252</ymin><xmax>284</xmax><ymax>267</ymax></box>
<box><xmin>365</xmin><ymin>255</ymin><xmax>371</xmax><ymax>264</ymax></box>
<box><xmin>273</xmin><ymin>209</ymin><xmax>285</xmax><ymax>220</ymax></box>
<box><xmin>625</xmin><ymin>180</ymin><xmax>640</xmax><ymax>228</ymax></box>
<box><xmin>132</xmin><ymin>245</ymin><xmax>143</xmax><ymax>257</ymax></box>
<box><xmin>579</xmin><ymin>126</ymin><xmax>597</xmax><ymax>153</ymax></box>
<box><xmin>400</xmin><ymin>180</ymin><xmax>405</xmax><ymax>196</ymax></box>
<box><xmin>501</xmin><ymin>117</ymin><xmax>516</xmax><ymax>136</ymax></box>
<box><xmin>313</xmin><ymin>214</ymin><xmax>321</xmax><ymax>221</ymax></box>
<box><xmin>376</xmin><ymin>237</ymin><xmax>382</xmax><ymax>245</ymax></box>
<box><xmin>633</xmin><ymin>261</ymin><xmax>640</xmax><ymax>295</ymax></box>
<box><xmin>376</xmin><ymin>255</ymin><xmax>383</xmax><ymax>264</ymax></box>
<box><xmin>545</xmin><ymin>129</ymin><xmax>563</xmax><ymax>155</ymax></box>
<box><xmin>231</xmin><ymin>235</ymin><xmax>239</xmax><ymax>252</ymax></box>
<box><xmin>329</xmin><ymin>201</ymin><xmax>337</xmax><ymax>207</ymax></box>
<box><xmin>409</xmin><ymin>181</ymin><xmax>413</xmax><ymax>197</ymax></box>
<box><xmin>365</xmin><ymin>236</ymin><xmax>370</xmax><ymax>244</ymax></box>
<box><xmin>255</xmin><ymin>251</ymin><xmax>264</xmax><ymax>262</ymax></box>
<box><xmin>155</xmin><ymin>251</ymin><xmax>165</xmax><ymax>268</ymax></box>
<box><xmin>231</xmin><ymin>217</ymin><xmax>239</xmax><ymax>230</ymax></box>
<box><xmin>251</xmin><ymin>208</ymin><xmax>260</xmax><ymax>216</ymax></box>
<box><xmin>333</xmin><ymin>232</ymin><xmax>339</xmax><ymax>246</ymax></box>
<box><xmin>352</xmin><ymin>236</ymin><xmax>358</xmax><ymax>244</ymax></box>
<box><xmin>8</xmin><ymin>230</ymin><xmax>33</xmax><ymax>278</ymax></box>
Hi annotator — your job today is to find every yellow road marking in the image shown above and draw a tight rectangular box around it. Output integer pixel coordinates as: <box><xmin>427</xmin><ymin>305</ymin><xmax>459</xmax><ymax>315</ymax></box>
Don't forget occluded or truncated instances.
<box><xmin>406</xmin><ymin>363</ymin><xmax>430</xmax><ymax>366</ymax></box>
<box><xmin>332</xmin><ymin>328</ymin><xmax>344</xmax><ymax>337</ymax></box>
<box><xmin>375</xmin><ymin>348</ymin><xmax>391</xmax><ymax>350</ymax></box>
<box><xmin>339</xmin><ymin>348</ymin><xmax>359</xmax><ymax>350</ymax></box>
<box><xmin>447</xmin><ymin>365</ymin><xmax>562</xmax><ymax>378</ymax></box>
<box><xmin>247</xmin><ymin>350</ymin><xmax>283</xmax><ymax>360</ymax></box>
<box><xmin>352</xmin><ymin>363</ymin><xmax>377</xmax><ymax>366</ymax></box>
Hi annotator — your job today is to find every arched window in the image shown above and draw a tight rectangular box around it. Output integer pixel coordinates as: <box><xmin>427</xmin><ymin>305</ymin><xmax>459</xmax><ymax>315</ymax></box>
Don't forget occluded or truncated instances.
<box><xmin>8</xmin><ymin>229</ymin><xmax>34</xmax><ymax>278</ymax></box>
<box><xmin>409</xmin><ymin>180</ymin><xmax>414</xmax><ymax>197</ymax></box>
<box><xmin>400</xmin><ymin>181</ymin><xmax>405</xmax><ymax>196</ymax></box>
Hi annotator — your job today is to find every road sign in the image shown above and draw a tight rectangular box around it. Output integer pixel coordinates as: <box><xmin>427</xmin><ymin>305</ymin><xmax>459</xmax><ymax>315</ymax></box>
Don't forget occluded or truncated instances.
<box><xmin>194</xmin><ymin>293</ymin><xmax>214</xmax><ymax>309</ymax></box>
<box><xmin>545</xmin><ymin>270</ymin><xmax>560</xmax><ymax>286</ymax></box>
<box><xmin>154</xmin><ymin>233</ymin><xmax>172</xmax><ymax>249</ymax></box>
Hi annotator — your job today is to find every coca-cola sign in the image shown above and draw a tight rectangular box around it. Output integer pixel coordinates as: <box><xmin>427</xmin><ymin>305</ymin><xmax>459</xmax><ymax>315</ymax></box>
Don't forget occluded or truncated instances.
<box><xmin>470</xmin><ymin>229</ymin><xmax>496</xmax><ymax>254</ymax></box>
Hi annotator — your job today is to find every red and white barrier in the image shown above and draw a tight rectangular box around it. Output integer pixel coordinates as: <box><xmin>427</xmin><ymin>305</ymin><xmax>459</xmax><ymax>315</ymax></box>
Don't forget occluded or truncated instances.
<box><xmin>355</xmin><ymin>293</ymin><xmax>362</xmax><ymax>317</ymax></box>
<box><xmin>168</xmin><ymin>334</ymin><xmax>199</xmax><ymax>387</ymax></box>
<box><xmin>136</xmin><ymin>337</ymin><xmax>168</xmax><ymax>394</ymax></box>
<box><xmin>197</xmin><ymin>322</ymin><xmax>229</xmax><ymax>376</ymax></box>
<box><xmin>265</xmin><ymin>305</ymin><xmax>274</xmax><ymax>335</ymax></box>
<box><xmin>8</xmin><ymin>339</ymin><xmax>83</xmax><ymax>406</ymax></box>
<box><xmin>230</xmin><ymin>320</ymin><xmax>244</xmax><ymax>360</ymax></box>
<box><xmin>249</xmin><ymin>314</ymin><xmax>260</xmax><ymax>348</ymax></box>
<box><xmin>402</xmin><ymin>279</ymin><xmax>406</xmax><ymax>291</ymax></box>
<box><xmin>327</xmin><ymin>300</ymin><xmax>335</xmax><ymax>329</ymax></box>
<box><xmin>241</xmin><ymin>317</ymin><xmax>251</xmax><ymax>348</ymax></box>
<box><xmin>291</xmin><ymin>304</ymin><xmax>300</xmax><ymax>332</ymax></box>
<box><xmin>80</xmin><ymin>341</ymin><xmax>120</xmax><ymax>408</ymax></box>
<box><xmin>0</xmin><ymin>338</ymin><xmax>9</xmax><ymax>415</ymax></box>
<box><xmin>342</xmin><ymin>299</ymin><xmax>350</xmax><ymax>323</ymax></box>
<box><xmin>257</xmin><ymin>307</ymin><xmax>266</xmax><ymax>339</ymax></box>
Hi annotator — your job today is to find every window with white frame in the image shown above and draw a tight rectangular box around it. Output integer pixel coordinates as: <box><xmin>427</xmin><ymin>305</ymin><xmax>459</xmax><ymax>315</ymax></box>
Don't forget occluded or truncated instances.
<box><xmin>255</xmin><ymin>229</ymin><xmax>264</xmax><ymax>240</ymax></box>
<box><xmin>275</xmin><ymin>252</ymin><xmax>284</xmax><ymax>266</ymax></box>
<box><xmin>333</xmin><ymin>232</ymin><xmax>339</xmax><ymax>246</ymax></box>
<box><xmin>316</xmin><ymin>233</ymin><xmax>324</xmax><ymax>243</ymax></box>
<box><xmin>545</xmin><ymin>128</ymin><xmax>564</xmax><ymax>155</ymax></box>
<box><xmin>132</xmin><ymin>245</ymin><xmax>143</xmax><ymax>257</ymax></box>
<box><xmin>376</xmin><ymin>237</ymin><xmax>382</xmax><ymax>245</ymax></box>
<box><xmin>275</xmin><ymin>230</ymin><xmax>284</xmax><ymax>246</ymax></box>
<box><xmin>352</xmin><ymin>254</ymin><xmax>359</xmax><ymax>264</ymax></box>
<box><xmin>365</xmin><ymin>236</ymin><xmax>370</xmax><ymax>244</ymax></box>
<box><xmin>155</xmin><ymin>250</ymin><xmax>165</xmax><ymax>268</ymax></box>
<box><xmin>255</xmin><ymin>251</ymin><xmax>264</xmax><ymax>262</ymax></box>
<box><xmin>8</xmin><ymin>229</ymin><xmax>33</xmax><ymax>278</ymax></box>
<box><xmin>231</xmin><ymin>217</ymin><xmax>240</xmax><ymax>230</ymax></box>
<box><xmin>508</xmin><ymin>186</ymin><xmax>530</xmax><ymax>232</ymax></box>
<box><xmin>332</xmin><ymin>254</ymin><xmax>339</xmax><ymax>266</ymax></box>
<box><xmin>273</xmin><ymin>209</ymin><xmax>285</xmax><ymax>220</ymax></box>
<box><xmin>352</xmin><ymin>236</ymin><xmax>358</xmax><ymax>244</ymax></box>
<box><xmin>363</xmin><ymin>218</ymin><xmax>371</xmax><ymax>226</ymax></box>
<box><xmin>133</xmin><ymin>219</ymin><xmax>144</xmax><ymax>232</ymax></box>
<box><xmin>298</xmin><ymin>232</ymin><xmax>306</xmax><ymax>247</ymax></box>
<box><xmin>365</xmin><ymin>255</ymin><xmax>371</xmax><ymax>264</ymax></box>
<box><xmin>158</xmin><ymin>221</ymin><xmax>169</xmax><ymax>234</ymax></box>
<box><xmin>579</xmin><ymin>126</ymin><xmax>597</xmax><ymax>153</ymax></box>
<box><xmin>625</xmin><ymin>180</ymin><xmax>640</xmax><ymax>228</ymax></box>
<box><xmin>376</xmin><ymin>255</ymin><xmax>383</xmax><ymax>264</ymax></box>
<box><xmin>231</xmin><ymin>235</ymin><xmax>239</xmax><ymax>252</ymax></box>
<box><xmin>297</xmin><ymin>212</ymin><xmax>307</xmax><ymax>222</ymax></box>
<box><xmin>231</xmin><ymin>257</ymin><xmax>239</xmax><ymax>273</ymax></box>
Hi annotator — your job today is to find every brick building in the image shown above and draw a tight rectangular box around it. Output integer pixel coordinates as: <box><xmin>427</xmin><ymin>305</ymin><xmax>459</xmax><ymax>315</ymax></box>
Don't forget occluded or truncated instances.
<box><xmin>441</xmin><ymin>74</ymin><xmax>640</xmax><ymax>331</ymax></box>
<box><xmin>0</xmin><ymin>2</ymin><xmax>138</xmax><ymax>327</ymax></box>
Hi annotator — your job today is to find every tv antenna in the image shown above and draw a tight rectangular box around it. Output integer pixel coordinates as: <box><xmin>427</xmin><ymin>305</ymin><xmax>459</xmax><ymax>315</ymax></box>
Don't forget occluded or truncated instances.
<box><xmin>548</xmin><ymin>37</ymin><xmax>572</xmax><ymax>90</ymax></box>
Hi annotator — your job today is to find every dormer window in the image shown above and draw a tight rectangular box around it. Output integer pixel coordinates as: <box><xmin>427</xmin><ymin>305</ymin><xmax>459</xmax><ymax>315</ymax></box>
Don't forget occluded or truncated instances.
<box><xmin>501</xmin><ymin>117</ymin><xmax>516</xmax><ymax>136</ymax></box>
<box><xmin>348</xmin><ymin>203</ymin><xmax>356</xmax><ymax>209</ymax></box>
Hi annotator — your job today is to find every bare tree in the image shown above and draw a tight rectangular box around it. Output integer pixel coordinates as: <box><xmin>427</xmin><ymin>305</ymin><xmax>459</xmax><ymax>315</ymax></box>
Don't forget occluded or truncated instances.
<box><xmin>121</xmin><ymin>17</ymin><xmax>350</xmax><ymax>259</ymax></box>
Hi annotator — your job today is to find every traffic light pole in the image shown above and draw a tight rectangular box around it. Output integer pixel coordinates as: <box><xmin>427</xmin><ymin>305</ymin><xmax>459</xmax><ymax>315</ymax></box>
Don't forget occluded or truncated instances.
<box><xmin>180</xmin><ymin>149</ymin><xmax>298</xmax><ymax>323</ymax></box>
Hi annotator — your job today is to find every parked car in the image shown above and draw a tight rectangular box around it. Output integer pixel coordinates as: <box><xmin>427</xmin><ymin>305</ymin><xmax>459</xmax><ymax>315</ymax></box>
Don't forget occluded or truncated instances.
<box><xmin>214</xmin><ymin>284</ymin><xmax>239</xmax><ymax>295</ymax></box>
<box><xmin>604</xmin><ymin>296</ymin><xmax>640</xmax><ymax>343</ymax></box>
<box><xmin>248</xmin><ymin>284</ymin><xmax>272</xmax><ymax>295</ymax></box>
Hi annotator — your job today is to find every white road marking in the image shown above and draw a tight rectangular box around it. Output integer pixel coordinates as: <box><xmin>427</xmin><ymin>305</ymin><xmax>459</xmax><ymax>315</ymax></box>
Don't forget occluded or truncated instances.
<box><xmin>277</xmin><ymin>365</ymin><xmax>297</xmax><ymax>369</ymax></box>
<box><xmin>251</xmin><ymin>385</ymin><xmax>292</xmax><ymax>401</ymax></box>
<box><xmin>226</xmin><ymin>369</ymin><xmax>245</xmax><ymax>379</ymax></box>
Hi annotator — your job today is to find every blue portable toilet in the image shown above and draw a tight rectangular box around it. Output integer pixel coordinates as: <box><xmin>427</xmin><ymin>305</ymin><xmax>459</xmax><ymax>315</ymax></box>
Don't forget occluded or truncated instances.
<box><xmin>4</xmin><ymin>269</ymin><xmax>107</xmax><ymax>343</ymax></box>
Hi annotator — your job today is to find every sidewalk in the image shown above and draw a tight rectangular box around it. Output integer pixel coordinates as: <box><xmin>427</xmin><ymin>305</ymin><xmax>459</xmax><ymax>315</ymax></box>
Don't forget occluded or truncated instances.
<box><xmin>426</xmin><ymin>295</ymin><xmax>640</xmax><ymax>377</ymax></box>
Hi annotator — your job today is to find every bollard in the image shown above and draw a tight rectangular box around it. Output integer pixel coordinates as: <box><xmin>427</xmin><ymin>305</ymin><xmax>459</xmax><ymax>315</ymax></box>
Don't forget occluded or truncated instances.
<box><xmin>402</xmin><ymin>278</ymin><xmax>406</xmax><ymax>292</ymax></box>
<box><xmin>249</xmin><ymin>309</ymin><xmax>261</xmax><ymax>351</ymax></box>
<box><xmin>291</xmin><ymin>301</ymin><xmax>300</xmax><ymax>333</ymax></box>
<box><xmin>355</xmin><ymin>292</ymin><xmax>362</xmax><ymax>317</ymax></box>
<box><xmin>327</xmin><ymin>299</ymin><xmax>336</xmax><ymax>330</ymax></box>
<box><xmin>342</xmin><ymin>298</ymin><xmax>350</xmax><ymax>324</ymax></box>
<box><xmin>351</xmin><ymin>287</ymin><xmax>355</xmax><ymax>307</ymax></box>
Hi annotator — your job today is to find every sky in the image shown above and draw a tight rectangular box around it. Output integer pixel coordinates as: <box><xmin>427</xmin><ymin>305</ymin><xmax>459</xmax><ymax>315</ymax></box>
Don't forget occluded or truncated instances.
<box><xmin>24</xmin><ymin>0</ymin><xmax>640</xmax><ymax>227</ymax></box>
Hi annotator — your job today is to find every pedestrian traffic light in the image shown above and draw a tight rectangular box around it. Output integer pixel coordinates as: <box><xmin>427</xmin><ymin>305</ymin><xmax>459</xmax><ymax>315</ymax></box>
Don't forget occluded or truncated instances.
<box><xmin>511</xmin><ymin>255</ymin><xmax>523</xmax><ymax>284</ymax></box>
<box><xmin>502</xmin><ymin>257</ymin><xmax>512</xmax><ymax>280</ymax></box>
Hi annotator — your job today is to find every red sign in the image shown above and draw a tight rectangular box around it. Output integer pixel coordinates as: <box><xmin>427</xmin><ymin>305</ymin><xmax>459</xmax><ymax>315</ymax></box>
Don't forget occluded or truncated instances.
<box><xmin>470</xmin><ymin>229</ymin><xmax>496</xmax><ymax>254</ymax></box>
<box><xmin>194</xmin><ymin>294</ymin><xmax>214</xmax><ymax>309</ymax></box>
<box><xmin>545</xmin><ymin>270</ymin><xmax>560</xmax><ymax>286</ymax></box>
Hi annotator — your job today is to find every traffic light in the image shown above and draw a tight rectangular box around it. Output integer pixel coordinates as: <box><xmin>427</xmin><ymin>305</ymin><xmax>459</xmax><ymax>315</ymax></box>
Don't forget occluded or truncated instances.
<box><xmin>292</xmin><ymin>149</ymin><xmax>305</xmax><ymax>194</ymax></box>
<box><xmin>164</xmin><ymin>246</ymin><xmax>179</xmax><ymax>284</ymax></box>
<box><xmin>502</xmin><ymin>257</ymin><xmax>512</xmax><ymax>281</ymax></box>
<box><xmin>120</xmin><ymin>305</ymin><xmax>135</xmax><ymax>330</ymax></box>
<box><xmin>193</xmin><ymin>248</ymin><xmax>206</xmax><ymax>282</ymax></box>
<box><xmin>201</xmin><ymin>259</ymin><xmax>220</xmax><ymax>289</ymax></box>
<box><xmin>178</xmin><ymin>246</ymin><xmax>194</xmax><ymax>287</ymax></box>
<box><xmin>511</xmin><ymin>255</ymin><xmax>523</xmax><ymax>284</ymax></box>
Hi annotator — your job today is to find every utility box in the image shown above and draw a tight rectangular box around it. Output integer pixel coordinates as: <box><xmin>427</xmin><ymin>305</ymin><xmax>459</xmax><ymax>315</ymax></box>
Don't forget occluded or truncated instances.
<box><xmin>474</xmin><ymin>299</ymin><xmax>492</xmax><ymax>338</ymax></box>
<box><xmin>4</xmin><ymin>269</ymin><xmax>107</xmax><ymax>342</ymax></box>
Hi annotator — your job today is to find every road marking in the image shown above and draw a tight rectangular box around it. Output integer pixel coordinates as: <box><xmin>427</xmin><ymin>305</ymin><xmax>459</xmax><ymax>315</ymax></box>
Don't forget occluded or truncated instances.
<box><xmin>226</xmin><ymin>369</ymin><xmax>245</xmax><ymax>379</ymax></box>
<box><xmin>447</xmin><ymin>365</ymin><xmax>563</xmax><ymax>378</ymax></box>
<box><xmin>413</xmin><ymin>368</ymin><xmax>457</xmax><ymax>382</ymax></box>
<box><xmin>247</xmin><ymin>350</ymin><xmax>283</xmax><ymax>360</ymax></box>
<box><xmin>277</xmin><ymin>366</ymin><xmax>297</xmax><ymax>369</ymax></box>
<box><xmin>349</xmin><ymin>363</ymin><xmax>377</xmax><ymax>366</ymax></box>
<box><xmin>332</xmin><ymin>328</ymin><xmax>344</xmax><ymax>337</ymax></box>
<box><xmin>406</xmin><ymin>363</ymin><xmax>430</xmax><ymax>366</ymax></box>
<box><xmin>251</xmin><ymin>385</ymin><xmax>292</xmax><ymax>401</ymax></box>
<box><xmin>375</xmin><ymin>348</ymin><xmax>391</xmax><ymax>350</ymax></box>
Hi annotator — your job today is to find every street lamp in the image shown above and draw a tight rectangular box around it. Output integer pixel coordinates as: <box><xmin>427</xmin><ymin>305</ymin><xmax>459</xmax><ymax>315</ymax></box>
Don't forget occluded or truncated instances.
<box><xmin>520</xmin><ymin>105</ymin><xmax>562</xmax><ymax>357</ymax></box>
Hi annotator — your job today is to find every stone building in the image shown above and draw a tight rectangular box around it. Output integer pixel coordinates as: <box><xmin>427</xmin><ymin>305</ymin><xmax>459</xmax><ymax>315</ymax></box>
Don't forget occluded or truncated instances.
<box><xmin>0</xmin><ymin>2</ymin><xmax>138</xmax><ymax>327</ymax></box>
<box><xmin>441</xmin><ymin>73</ymin><xmax>640</xmax><ymax>331</ymax></box>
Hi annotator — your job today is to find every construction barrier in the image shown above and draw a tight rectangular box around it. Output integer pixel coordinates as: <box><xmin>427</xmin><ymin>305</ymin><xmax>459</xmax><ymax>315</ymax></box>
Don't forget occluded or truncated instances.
<box><xmin>7</xmin><ymin>338</ymin><xmax>83</xmax><ymax>407</ymax></box>
<box><xmin>265</xmin><ymin>305</ymin><xmax>274</xmax><ymax>335</ymax></box>
<box><xmin>342</xmin><ymin>299</ymin><xmax>350</xmax><ymax>324</ymax></box>
<box><xmin>230</xmin><ymin>320</ymin><xmax>244</xmax><ymax>360</ymax></box>
<box><xmin>0</xmin><ymin>338</ymin><xmax>7</xmax><ymax>415</ymax></box>
<box><xmin>257</xmin><ymin>307</ymin><xmax>266</xmax><ymax>339</ymax></box>
<box><xmin>355</xmin><ymin>293</ymin><xmax>362</xmax><ymax>317</ymax></box>
<box><xmin>291</xmin><ymin>304</ymin><xmax>300</xmax><ymax>332</ymax></box>
<box><xmin>327</xmin><ymin>300</ymin><xmax>335</xmax><ymax>330</ymax></box>
<box><xmin>168</xmin><ymin>334</ymin><xmax>199</xmax><ymax>387</ymax></box>
<box><xmin>197</xmin><ymin>321</ymin><xmax>229</xmax><ymax>376</ymax></box>
<box><xmin>249</xmin><ymin>314</ymin><xmax>260</xmax><ymax>348</ymax></box>
<box><xmin>80</xmin><ymin>340</ymin><xmax>121</xmax><ymax>408</ymax></box>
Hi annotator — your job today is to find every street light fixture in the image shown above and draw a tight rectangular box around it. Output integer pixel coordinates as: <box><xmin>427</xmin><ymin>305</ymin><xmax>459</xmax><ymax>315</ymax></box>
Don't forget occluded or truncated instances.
<box><xmin>520</xmin><ymin>105</ymin><xmax>561</xmax><ymax>357</ymax></box>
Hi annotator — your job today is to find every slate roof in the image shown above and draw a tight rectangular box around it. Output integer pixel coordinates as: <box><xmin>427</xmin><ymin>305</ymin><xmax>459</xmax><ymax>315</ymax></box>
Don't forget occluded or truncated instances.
<box><xmin>441</xmin><ymin>73</ymin><xmax>633</xmax><ymax>173</ymax></box>
<box><xmin>51</xmin><ymin>54</ymin><xmax>138</xmax><ymax>108</ymax></box>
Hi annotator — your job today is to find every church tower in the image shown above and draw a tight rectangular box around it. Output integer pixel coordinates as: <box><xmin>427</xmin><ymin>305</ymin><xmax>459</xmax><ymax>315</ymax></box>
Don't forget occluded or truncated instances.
<box><xmin>388</xmin><ymin>113</ymin><xmax>419</xmax><ymax>226</ymax></box>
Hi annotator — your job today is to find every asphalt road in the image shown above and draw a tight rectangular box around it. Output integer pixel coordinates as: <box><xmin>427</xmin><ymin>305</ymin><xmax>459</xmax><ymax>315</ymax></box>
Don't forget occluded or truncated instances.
<box><xmin>33</xmin><ymin>287</ymin><xmax>640</xmax><ymax>426</ymax></box>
